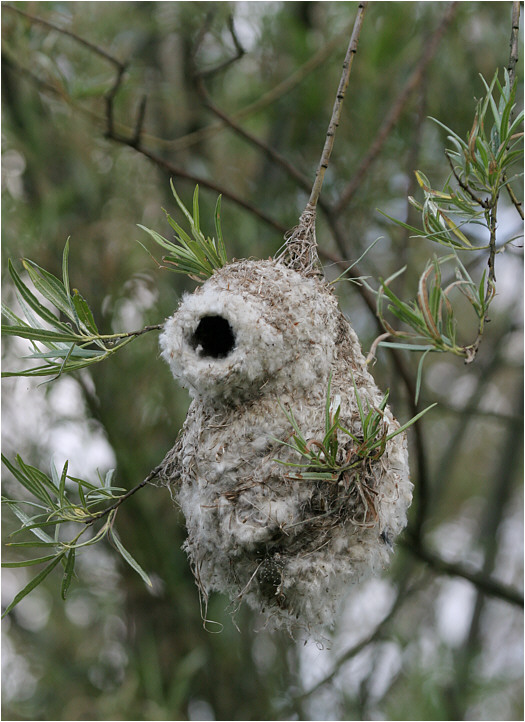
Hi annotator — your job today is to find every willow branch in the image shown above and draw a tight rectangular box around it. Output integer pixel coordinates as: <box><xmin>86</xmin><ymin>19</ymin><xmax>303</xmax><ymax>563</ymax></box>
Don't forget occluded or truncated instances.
<box><xmin>112</xmin><ymin>140</ymin><xmax>288</xmax><ymax>234</ymax></box>
<box><xmin>403</xmin><ymin>536</ymin><xmax>524</xmax><ymax>607</ymax></box>
<box><xmin>194</xmin><ymin>77</ymin><xmax>314</xmax><ymax>198</ymax></box>
<box><xmin>308</xmin><ymin>1</ymin><xmax>368</xmax><ymax>212</ymax></box>
<box><xmin>83</xmin><ymin>464</ymin><xmax>163</xmax><ymax>524</ymax></box>
<box><xmin>507</xmin><ymin>1</ymin><xmax>521</xmax><ymax>87</ymax></box>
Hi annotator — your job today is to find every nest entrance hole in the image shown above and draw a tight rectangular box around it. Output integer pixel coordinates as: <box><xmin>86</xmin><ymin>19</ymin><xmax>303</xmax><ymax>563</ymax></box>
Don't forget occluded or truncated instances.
<box><xmin>191</xmin><ymin>315</ymin><xmax>236</xmax><ymax>359</ymax></box>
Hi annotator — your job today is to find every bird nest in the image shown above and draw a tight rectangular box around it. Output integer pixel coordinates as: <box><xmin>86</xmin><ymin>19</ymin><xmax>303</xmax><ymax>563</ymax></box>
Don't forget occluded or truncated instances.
<box><xmin>158</xmin><ymin>255</ymin><xmax>411</xmax><ymax>640</ymax></box>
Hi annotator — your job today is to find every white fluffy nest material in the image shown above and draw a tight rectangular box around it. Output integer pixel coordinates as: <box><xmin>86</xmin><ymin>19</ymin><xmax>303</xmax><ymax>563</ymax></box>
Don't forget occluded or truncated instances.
<box><xmin>159</xmin><ymin>257</ymin><xmax>412</xmax><ymax>639</ymax></box>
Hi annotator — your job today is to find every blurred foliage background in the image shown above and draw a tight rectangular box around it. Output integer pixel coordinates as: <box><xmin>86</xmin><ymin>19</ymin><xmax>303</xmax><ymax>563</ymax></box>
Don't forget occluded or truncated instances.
<box><xmin>1</xmin><ymin>2</ymin><xmax>523</xmax><ymax>720</ymax></box>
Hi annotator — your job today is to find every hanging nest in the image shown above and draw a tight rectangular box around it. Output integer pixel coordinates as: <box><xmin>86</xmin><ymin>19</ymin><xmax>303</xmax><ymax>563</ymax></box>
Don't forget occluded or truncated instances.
<box><xmin>158</xmin><ymin>209</ymin><xmax>412</xmax><ymax>640</ymax></box>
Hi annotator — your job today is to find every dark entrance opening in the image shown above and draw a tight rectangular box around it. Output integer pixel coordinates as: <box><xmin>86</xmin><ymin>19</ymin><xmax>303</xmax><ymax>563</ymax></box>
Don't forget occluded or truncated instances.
<box><xmin>190</xmin><ymin>315</ymin><xmax>236</xmax><ymax>359</ymax></box>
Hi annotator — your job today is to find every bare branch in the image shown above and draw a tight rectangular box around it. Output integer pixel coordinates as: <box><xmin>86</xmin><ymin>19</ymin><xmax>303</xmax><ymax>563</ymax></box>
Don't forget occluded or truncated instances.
<box><xmin>505</xmin><ymin>177</ymin><xmax>524</xmax><ymax>219</ymax></box>
<box><xmin>193</xmin><ymin>76</ymin><xmax>314</xmax><ymax>198</ymax></box>
<box><xmin>404</xmin><ymin>537</ymin><xmax>524</xmax><ymax>607</ymax></box>
<box><xmin>83</xmin><ymin>465</ymin><xmax>163</xmax><ymax>524</ymax></box>
<box><xmin>195</xmin><ymin>14</ymin><xmax>246</xmax><ymax>79</ymax></box>
<box><xmin>121</xmin><ymin>143</ymin><xmax>288</xmax><ymax>233</ymax></box>
<box><xmin>308</xmin><ymin>1</ymin><xmax>368</xmax><ymax>211</ymax></box>
<box><xmin>507</xmin><ymin>1</ymin><xmax>521</xmax><ymax>87</ymax></box>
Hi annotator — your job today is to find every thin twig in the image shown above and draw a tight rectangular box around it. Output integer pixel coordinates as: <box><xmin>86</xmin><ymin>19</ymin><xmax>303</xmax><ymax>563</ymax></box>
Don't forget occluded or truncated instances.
<box><xmin>113</xmin><ymin>141</ymin><xmax>288</xmax><ymax>234</ymax></box>
<box><xmin>505</xmin><ymin>178</ymin><xmax>524</xmax><ymax>219</ymax></box>
<box><xmin>308</xmin><ymin>1</ymin><xmax>368</xmax><ymax>211</ymax></box>
<box><xmin>507</xmin><ymin>1</ymin><xmax>521</xmax><ymax>88</ymax></box>
<box><xmin>505</xmin><ymin>3</ymin><xmax>523</xmax><ymax>220</ymax></box>
<box><xmin>487</xmin><ymin>204</ymin><xmax>498</xmax><ymax>285</ymax></box>
<box><xmin>83</xmin><ymin>464</ymin><xmax>163</xmax><ymax>524</ymax></box>
<box><xmin>194</xmin><ymin>75</ymin><xmax>314</xmax><ymax>198</ymax></box>
<box><xmin>403</xmin><ymin>536</ymin><xmax>524</xmax><ymax>607</ymax></box>
<box><xmin>334</xmin><ymin>1</ymin><xmax>459</xmax><ymax>215</ymax></box>
<box><xmin>130</xmin><ymin>95</ymin><xmax>148</xmax><ymax>149</ymax></box>
<box><xmin>104</xmin><ymin>63</ymin><xmax>128</xmax><ymax>140</ymax></box>
<box><xmin>196</xmin><ymin>14</ymin><xmax>245</xmax><ymax>79</ymax></box>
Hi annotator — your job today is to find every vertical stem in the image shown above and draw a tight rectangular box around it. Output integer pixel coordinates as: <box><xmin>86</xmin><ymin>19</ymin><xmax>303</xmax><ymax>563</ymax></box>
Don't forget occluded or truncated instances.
<box><xmin>486</xmin><ymin>202</ymin><xmax>498</xmax><ymax>287</ymax></box>
<box><xmin>507</xmin><ymin>1</ymin><xmax>520</xmax><ymax>87</ymax></box>
<box><xmin>307</xmin><ymin>1</ymin><xmax>368</xmax><ymax>211</ymax></box>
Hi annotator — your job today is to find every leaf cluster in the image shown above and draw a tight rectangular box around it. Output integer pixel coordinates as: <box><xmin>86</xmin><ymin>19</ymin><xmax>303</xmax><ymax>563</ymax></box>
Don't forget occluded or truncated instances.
<box><xmin>1</xmin><ymin>241</ymin><xmax>157</xmax><ymax>379</ymax></box>
<box><xmin>138</xmin><ymin>181</ymin><xmax>228</xmax><ymax>282</ymax></box>
<box><xmin>2</xmin><ymin>454</ymin><xmax>152</xmax><ymax>617</ymax></box>
<box><xmin>380</xmin><ymin>70</ymin><xmax>523</xmax><ymax>250</ymax></box>
<box><xmin>374</xmin><ymin>70</ymin><xmax>522</xmax><ymax>378</ymax></box>
<box><xmin>376</xmin><ymin>253</ymin><xmax>493</xmax><ymax>370</ymax></box>
<box><xmin>441</xmin><ymin>69</ymin><xmax>523</xmax><ymax>202</ymax></box>
<box><xmin>274</xmin><ymin>376</ymin><xmax>435</xmax><ymax>482</ymax></box>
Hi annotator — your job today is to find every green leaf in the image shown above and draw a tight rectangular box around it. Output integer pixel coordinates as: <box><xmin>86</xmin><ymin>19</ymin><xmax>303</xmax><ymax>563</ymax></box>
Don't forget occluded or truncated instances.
<box><xmin>22</xmin><ymin>259</ymin><xmax>76</xmax><ymax>323</ymax></box>
<box><xmin>110</xmin><ymin>531</ymin><xmax>152</xmax><ymax>587</ymax></box>
<box><xmin>6</xmin><ymin>260</ymin><xmax>72</xmax><ymax>332</ymax></box>
<box><xmin>1</xmin><ymin>324</ymin><xmax>80</xmax><ymax>343</ymax></box>
<box><xmin>2</xmin><ymin>553</ymin><xmax>66</xmax><ymax>618</ymax></box>
<box><xmin>2</xmin><ymin>499</ymin><xmax>55</xmax><ymax>544</ymax></box>
<box><xmin>72</xmin><ymin>290</ymin><xmax>99</xmax><ymax>335</ymax></box>
<box><xmin>140</xmin><ymin>183</ymin><xmax>228</xmax><ymax>282</ymax></box>
<box><xmin>58</xmin><ymin>461</ymin><xmax>69</xmax><ymax>504</ymax></box>
<box><xmin>62</xmin><ymin>238</ymin><xmax>72</xmax><ymax>298</ymax></box>
<box><xmin>61</xmin><ymin>547</ymin><xmax>76</xmax><ymax>600</ymax></box>
<box><xmin>2</xmin><ymin>454</ymin><xmax>56</xmax><ymax>509</ymax></box>
<box><xmin>386</xmin><ymin>402</ymin><xmax>437</xmax><ymax>441</ymax></box>
<box><xmin>415</xmin><ymin>348</ymin><xmax>431</xmax><ymax>404</ymax></box>
<box><xmin>192</xmin><ymin>185</ymin><xmax>201</xmax><ymax>234</ymax></box>
<box><xmin>2</xmin><ymin>553</ymin><xmax>62</xmax><ymax>567</ymax></box>
<box><xmin>214</xmin><ymin>195</ymin><xmax>227</xmax><ymax>265</ymax></box>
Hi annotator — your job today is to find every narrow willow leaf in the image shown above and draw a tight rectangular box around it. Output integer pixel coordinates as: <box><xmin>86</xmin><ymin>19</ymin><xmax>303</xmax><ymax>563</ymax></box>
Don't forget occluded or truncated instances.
<box><xmin>1</xmin><ymin>302</ymin><xmax>25</xmax><ymax>326</ymax></box>
<box><xmin>377</xmin><ymin>342</ymin><xmax>437</xmax><ymax>352</ymax></box>
<box><xmin>16</xmin><ymin>455</ymin><xmax>59</xmax><ymax>498</ymax></box>
<box><xmin>288</xmin><ymin>471</ymin><xmax>339</xmax><ymax>481</ymax></box>
<box><xmin>7</xmin><ymin>260</ymin><xmax>72</xmax><ymax>331</ymax></box>
<box><xmin>141</xmin><ymin>184</ymin><xmax>228</xmax><ymax>281</ymax></box>
<box><xmin>72</xmin><ymin>290</ymin><xmax>99</xmax><ymax>335</ymax></box>
<box><xmin>2</xmin><ymin>500</ymin><xmax>55</xmax><ymax>544</ymax></box>
<box><xmin>415</xmin><ymin>348</ymin><xmax>431</xmax><ymax>404</ymax></box>
<box><xmin>1</xmin><ymin>324</ymin><xmax>80</xmax><ymax>343</ymax></box>
<box><xmin>214</xmin><ymin>195</ymin><xmax>228</xmax><ymax>265</ymax></box>
<box><xmin>1</xmin><ymin>454</ymin><xmax>55</xmax><ymax>509</ymax></box>
<box><xmin>62</xmin><ymin>239</ymin><xmax>72</xmax><ymax>298</ymax></box>
<box><xmin>59</xmin><ymin>461</ymin><xmax>69</xmax><ymax>504</ymax></box>
<box><xmin>5</xmin><ymin>541</ymin><xmax>59</xmax><ymax>548</ymax></box>
<box><xmin>110</xmin><ymin>531</ymin><xmax>152</xmax><ymax>587</ymax></box>
<box><xmin>27</xmin><ymin>347</ymin><xmax>103</xmax><ymax>360</ymax></box>
<box><xmin>385</xmin><ymin>403</ymin><xmax>438</xmax><ymax>441</ymax></box>
<box><xmin>2</xmin><ymin>553</ymin><xmax>66</xmax><ymax>618</ymax></box>
<box><xmin>192</xmin><ymin>185</ymin><xmax>201</xmax><ymax>234</ymax></box>
<box><xmin>170</xmin><ymin>179</ymin><xmax>195</xmax><ymax>228</ymax></box>
<box><xmin>61</xmin><ymin>547</ymin><xmax>76</xmax><ymax>600</ymax></box>
<box><xmin>103</xmin><ymin>469</ymin><xmax>116</xmax><ymax>489</ymax></box>
<box><xmin>22</xmin><ymin>259</ymin><xmax>76</xmax><ymax>323</ymax></box>
<box><xmin>2</xmin><ymin>553</ymin><xmax>62</xmax><ymax>567</ymax></box>
<box><xmin>137</xmin><ymin>224</ymin><xmax>181</xmax><ymax>253</ymax></box>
